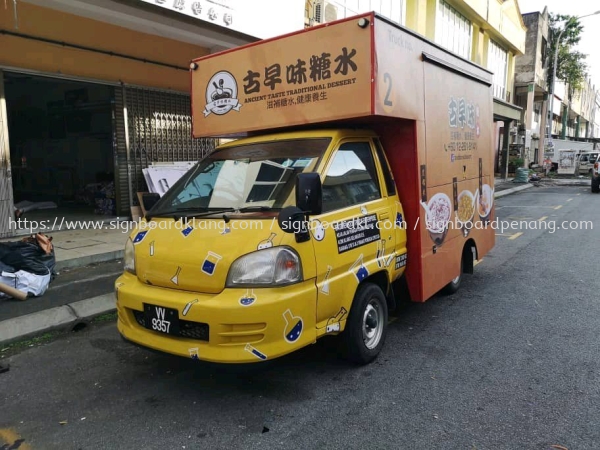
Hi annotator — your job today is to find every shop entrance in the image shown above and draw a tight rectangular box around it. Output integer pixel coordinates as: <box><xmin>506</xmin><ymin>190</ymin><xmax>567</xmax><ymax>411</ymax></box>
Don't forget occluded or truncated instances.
<box><xmin>3</xmin><ymin>72</ymin><xmax>116</xmax><ymax>233</ymax></box>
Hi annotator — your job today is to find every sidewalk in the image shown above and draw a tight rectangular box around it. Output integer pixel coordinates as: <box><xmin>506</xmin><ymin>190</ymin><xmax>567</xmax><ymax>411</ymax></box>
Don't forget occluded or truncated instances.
<box><xmin>0</xmin><ymin>227</ymin><xmax>128</xmax><ymax>271</ymax></box>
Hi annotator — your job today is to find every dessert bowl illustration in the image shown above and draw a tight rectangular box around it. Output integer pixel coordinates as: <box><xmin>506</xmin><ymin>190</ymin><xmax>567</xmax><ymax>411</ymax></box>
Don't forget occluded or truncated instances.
<box><xmin>420</xmin><ymin>193</ymin><xmax>452</xmax><ymax>245</ymax></box>
<box><xmin>477</xmin><ymin>184</ymin><xmax>494</xmax><ymax>221</ymax></box>
<box><xmin>456</xmin><ymin>189</ymin><xmax>476</xmax><ymax>237</ymax></box>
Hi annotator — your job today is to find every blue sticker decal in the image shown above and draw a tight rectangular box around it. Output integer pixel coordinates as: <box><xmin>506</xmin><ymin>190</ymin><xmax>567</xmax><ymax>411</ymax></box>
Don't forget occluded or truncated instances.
<box><xmin>283</xmin><ymin>309</ymin><xmax>303</xmax><ymax>343</ymax></box>
<box><xmin>350</xmin><ymin>254</ymin><xmax>369</xmax><ymax>283</ymax></box>
<box><xmin>239</xmin><ymin>289</ymin><xmax>256</xmax><ymax>306</ymax></box>
<box><xmin>395</xmin><ymin>212</ymin><xmax>403</xmax><ymax>227</ymax></box>
<box><xmin>182</xmin><ymin>225</ymin><xmax>193</xmax><ymax>237</ymax></box>
<box><xmin>201</xmin><ymin>252</ymin><xmax>222</xmax><ymax>276</ymax></box>
<box><xmin>133</xmin><ymin>230</ymin><xmax>148</xmax><ymax>244</ymax></box>
<box><xmin>355</xmin><ymin>266</ymin><xmax>369</xmax><ymax>282</ymax></box>
<box><xmin>245</xmin><ymin>343</ymin><xmax>267</xmax><ymax>360</ymax></box>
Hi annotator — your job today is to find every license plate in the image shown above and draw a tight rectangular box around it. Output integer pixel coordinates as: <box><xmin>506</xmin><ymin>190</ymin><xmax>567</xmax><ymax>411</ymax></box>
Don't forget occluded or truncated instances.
<box><xmin>143</xmin><ymin>303</ymin><xmax>180</xmax><ymax>336</ymax></box>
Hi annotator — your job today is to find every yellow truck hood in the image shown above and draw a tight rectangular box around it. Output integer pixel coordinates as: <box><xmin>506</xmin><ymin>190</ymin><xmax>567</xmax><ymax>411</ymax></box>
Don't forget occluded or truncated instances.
<box><xmin>131</xmin><ymin>218</ymin><xmax>282</xmax><ymax>294</ymax></box>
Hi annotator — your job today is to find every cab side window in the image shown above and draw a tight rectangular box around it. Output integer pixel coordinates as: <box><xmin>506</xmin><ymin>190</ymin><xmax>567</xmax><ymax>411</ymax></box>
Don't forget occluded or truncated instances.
<box><xmin>322</xmin><ymin>142</ymin><xmax>381</xmax><ymax>213</ymax></box>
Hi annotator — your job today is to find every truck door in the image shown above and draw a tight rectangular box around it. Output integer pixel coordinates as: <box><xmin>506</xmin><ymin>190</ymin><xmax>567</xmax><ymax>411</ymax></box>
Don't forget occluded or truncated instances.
<box><xmin>311</xmin><ymin>139</ymin><xmax>395</xmax><ymax>332</ymax></box>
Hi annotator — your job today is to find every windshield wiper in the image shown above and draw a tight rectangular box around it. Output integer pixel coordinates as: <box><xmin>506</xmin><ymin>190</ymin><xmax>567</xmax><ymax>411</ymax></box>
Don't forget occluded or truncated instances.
<box><xmin>147</xmin><ymin>207</ymin><xmax>234</xmax><ymax>220</ymax></box>
<box><xmin>236</xmin><ymin>206</ymin><xmax>278</xmax><ymax>212</ymax></box>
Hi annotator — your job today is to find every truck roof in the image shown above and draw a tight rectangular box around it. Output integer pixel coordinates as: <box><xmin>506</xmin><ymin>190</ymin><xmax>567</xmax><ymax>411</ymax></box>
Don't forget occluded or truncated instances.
<box><xmin>190</xmin><ymin>12</ymin><xmax>493</xmax><ymax>139</ymax></box>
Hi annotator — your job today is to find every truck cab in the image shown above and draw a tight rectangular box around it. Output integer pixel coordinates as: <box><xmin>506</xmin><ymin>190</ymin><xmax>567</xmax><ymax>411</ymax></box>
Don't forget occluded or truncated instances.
<box><xmin>577</xmin><ymin>152</ymin><xmax>599</xmax><ymax>175</ymax></box>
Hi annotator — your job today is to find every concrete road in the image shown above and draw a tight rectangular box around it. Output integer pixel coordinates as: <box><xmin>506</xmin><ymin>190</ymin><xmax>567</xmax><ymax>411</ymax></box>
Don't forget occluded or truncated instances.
<box><xmin>1</xmin><ymin>185</ymin><xmax>599</xmax><ymax>450</ymax></box>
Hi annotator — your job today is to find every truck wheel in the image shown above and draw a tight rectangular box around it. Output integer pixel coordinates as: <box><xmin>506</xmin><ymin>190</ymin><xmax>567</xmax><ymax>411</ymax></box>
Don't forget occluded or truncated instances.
<box><xmin>442</xmin><ymin>255</ymin><xmax>463</xmax><ymax>295</ymax></box>
<box><xmin>592</xmin><ymin>177</ymin><xmax>600</xmax><ymax>193</ymax></box>
<box><xmin>341</xmin><ymin>283</ymin><xmax>388</xmax><ymax>365</ymax></box>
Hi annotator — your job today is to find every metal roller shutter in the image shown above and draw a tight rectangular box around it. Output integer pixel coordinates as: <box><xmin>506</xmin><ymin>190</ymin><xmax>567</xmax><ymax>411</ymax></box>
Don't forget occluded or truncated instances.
<box><xmin>114</xmin><ymin>85</ymin><xmax>217</xmax><ymax>217</ymax></box>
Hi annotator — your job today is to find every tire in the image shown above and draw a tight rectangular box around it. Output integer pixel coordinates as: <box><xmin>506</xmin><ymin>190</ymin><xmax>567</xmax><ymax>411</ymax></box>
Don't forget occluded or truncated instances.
<box><xmin>341</xmin><ymin>283</ymin><xmax>388</xmax><ymax>365</ymax></box>
<box><xmin>592</xmin><ymin>177</ymin><xmax>600</xmax><ymax>193</ymax></box>
<box><xmin>442</xmin><ymin>255</ymin><xmax>463</xmax><ymax>295</ymax></box>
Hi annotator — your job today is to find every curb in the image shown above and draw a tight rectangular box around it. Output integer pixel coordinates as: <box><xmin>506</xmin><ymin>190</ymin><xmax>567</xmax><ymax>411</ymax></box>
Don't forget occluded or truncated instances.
<box><xmin>0</xmin><ymin>293</ymin><xmax>116</xmax><ymax>347</ymax></box>
<box><xmin>494</xmin><ymin>183</ymin><xmax>533</xmax><ymax>198</ymax></box>
<box><xmin>55</xmin><ymin>250</ymin><xmax>124</xmax><ymax>272</ymax></box>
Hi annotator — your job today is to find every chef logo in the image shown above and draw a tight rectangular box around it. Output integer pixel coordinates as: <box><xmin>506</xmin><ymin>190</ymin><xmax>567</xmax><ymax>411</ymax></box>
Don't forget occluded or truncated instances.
<box><xmin>204</xmin><ymin>71</ymin><xmax>242</xmax><ymax>117</ymax></box>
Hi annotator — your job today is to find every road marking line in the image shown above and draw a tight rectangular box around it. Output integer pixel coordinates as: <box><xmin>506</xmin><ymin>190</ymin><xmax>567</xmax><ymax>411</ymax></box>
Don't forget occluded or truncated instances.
<box><xmin>0</xmin><ymin>429</ymin><xmax>31</xmax><ymax>450</ymax></box>
<box><xmin>508</xmin><ymin>232</ymin><xmax>523</xmax><ymax>240</ymax></box>
<box><xmin>554</xmin><ymin>205</ymin><xmax>563</xmax><ymax>210</ymax></box>
<box><xmin>539</xmin><ymin>216</ymin><xmax>548</xmax><ymax>221</ymax></box>
<box><xmin>388</xmin><ymin>317</ymin><xmax>398</xmax><ymax>324</ymax></box>
<box><xmin>577</xmin><ymin>193</ymin><xmax>581</xmax><ymax>196</ymax></box>
<box><xmin>567</xmin><ymin>198</ymin><xmax>573</xmax><ymax>202</ymax></box>
<box><xmin>474</xmin><ymin>259</ymin><xmax>483</xmax><ymax>266</ymax></box>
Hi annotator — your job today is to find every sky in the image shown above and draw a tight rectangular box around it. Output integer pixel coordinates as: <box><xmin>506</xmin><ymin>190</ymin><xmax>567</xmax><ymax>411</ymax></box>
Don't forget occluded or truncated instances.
<box><xmin>517</xmin><ymin>0</ymin><xmax>600</xmax><ymax>89</ymax></box>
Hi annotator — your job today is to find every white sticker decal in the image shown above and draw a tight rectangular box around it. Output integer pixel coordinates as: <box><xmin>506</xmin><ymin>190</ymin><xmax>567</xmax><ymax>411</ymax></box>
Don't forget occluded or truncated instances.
<box><xmin>326</xmin><ymin>307</ymin><xmax>348</xmax><ymax>333</ymax></box>
<box><xmin>257</xmin><ymin>233</ymin><xmax>276</xmax><ymax>250</ymax></box>
<box><xmin>182</xmin><ymin>299</ymin><xmax>198</xmax><ymax>316</ymax></box>
<box><xmin>312</xmin><ymin>220</ymin><xmax>325</xmax><ymax>241</ymax></box>
<box><xmin>320</xmin><ymin>265</ymin><xmax>333</xmax><ymax>295</ymax></box>
<box><xmin>171</xmin><ymin>267</ymin><xmax>182</xmax><ymax>285</ymax></box>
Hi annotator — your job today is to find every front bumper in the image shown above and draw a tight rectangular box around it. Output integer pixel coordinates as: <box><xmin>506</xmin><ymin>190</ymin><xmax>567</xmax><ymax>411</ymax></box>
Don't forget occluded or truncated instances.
<box><xmin>115</xmin><ymin>273</ymin><xmax>317</xmax><ymax>363</ymax></box>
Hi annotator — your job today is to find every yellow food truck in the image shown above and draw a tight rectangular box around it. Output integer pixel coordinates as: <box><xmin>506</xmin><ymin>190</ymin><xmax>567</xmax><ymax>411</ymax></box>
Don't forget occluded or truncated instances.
<box><xmin>115</xmin><ymin>13</ymin><xmax>495</xmax><ymax>365</ymax></box>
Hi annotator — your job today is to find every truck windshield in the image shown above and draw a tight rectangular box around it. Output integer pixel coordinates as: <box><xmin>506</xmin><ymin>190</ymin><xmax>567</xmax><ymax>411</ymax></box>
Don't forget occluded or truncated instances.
<box><xmin>148</xmin><ymin>138</ymin><xmax>331</xmax><ymax>217</ymax></box>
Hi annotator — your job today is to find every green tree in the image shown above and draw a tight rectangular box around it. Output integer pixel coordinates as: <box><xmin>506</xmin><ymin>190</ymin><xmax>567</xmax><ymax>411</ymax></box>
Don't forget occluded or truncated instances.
<box><xmin>547</xmin><ymin>13</ymin><xmax>588</xmax><ymax>90</ymax></box>
<box><xmin>547</xmin><ymin>13</ymin><xmax>588</xmax><ymax>138</ymax></box>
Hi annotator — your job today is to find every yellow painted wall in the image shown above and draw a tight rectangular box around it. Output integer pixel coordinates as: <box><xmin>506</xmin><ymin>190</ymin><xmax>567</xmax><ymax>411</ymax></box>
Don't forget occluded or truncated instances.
<box><xmin>455</xmin><ymin>0</ymin><xmax>525</xmax><ymax>54</ymax></box>
<box><xmin>0</xmin><ymin>2</ymin><xmax>209</xmax><ymax>91</ymax></box>
<box><xmin>507</xmin><ymin>52</ymin><xmax>516</xmax><ymax>103</ymax></box>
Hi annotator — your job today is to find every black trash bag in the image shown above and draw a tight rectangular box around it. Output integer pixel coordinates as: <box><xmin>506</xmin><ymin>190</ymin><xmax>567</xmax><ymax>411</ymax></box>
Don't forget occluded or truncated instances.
<box><xmin>0</xmin><ymin>240</ymin><xmax>56</xmax><ymax>277</ymax></box>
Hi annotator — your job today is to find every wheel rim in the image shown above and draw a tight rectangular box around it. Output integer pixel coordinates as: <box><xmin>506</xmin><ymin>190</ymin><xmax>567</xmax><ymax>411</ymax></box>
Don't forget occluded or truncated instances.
<box><xmin>362</xmin><ymin>300</ymin><xmax>384</xmax><ymax>350</ymax></box>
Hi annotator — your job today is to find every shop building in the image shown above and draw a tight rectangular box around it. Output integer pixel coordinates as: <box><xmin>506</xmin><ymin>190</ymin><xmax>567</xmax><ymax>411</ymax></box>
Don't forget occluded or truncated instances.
<box><xmin>305</xmin><ymin>0</ymin><xmax>527</xmax><ymax>177</ymax></box>
<box><xmin>0</xmin><ymin>0</ymin><xmax>272</xmax><ymax>237</ymax></box>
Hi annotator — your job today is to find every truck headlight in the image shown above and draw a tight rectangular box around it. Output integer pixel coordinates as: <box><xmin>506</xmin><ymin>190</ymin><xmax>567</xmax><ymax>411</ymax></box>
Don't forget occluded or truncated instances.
<box><xmin>124</xmin><ymin>238</ymin><xmax>136</xmax><ymax>274</ymax></box>
<box><xmin>226</xmin><ymin>247</ymin><xmax>302</xmax><ymax>287</ymax></box>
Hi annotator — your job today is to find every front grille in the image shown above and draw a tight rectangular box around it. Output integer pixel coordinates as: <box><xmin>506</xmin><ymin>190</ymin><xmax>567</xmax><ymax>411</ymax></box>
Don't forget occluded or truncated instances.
<box><xmin>132</xmin><ymin>310</ymin><xmax>209</xmax><ymax>342</ymax></box>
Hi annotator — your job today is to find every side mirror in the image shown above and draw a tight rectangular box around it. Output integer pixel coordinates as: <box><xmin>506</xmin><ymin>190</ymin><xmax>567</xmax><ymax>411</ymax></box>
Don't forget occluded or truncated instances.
<box><xmin>296</xmin><ymin>173</ymin><xmax>322</xmax><ymax>215</ymax></box>
<box><xmin>277</xmin><ymin>206</ymin><xmax>310</xmax><ymax>243</ymax></box>
<box><xmin>142</xmin><ymin>193</ymin><xmax>160</xmax><ymax>213</ymax></box>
